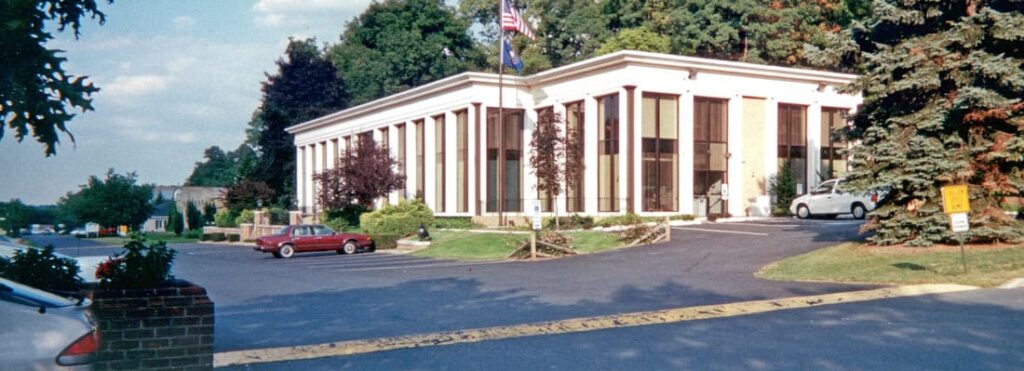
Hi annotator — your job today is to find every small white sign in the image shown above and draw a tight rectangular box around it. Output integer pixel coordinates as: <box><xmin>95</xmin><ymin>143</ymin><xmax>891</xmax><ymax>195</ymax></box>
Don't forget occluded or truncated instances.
<box><xmin>532</xmin><ymin>200</ymin><xmax>542</xmax><ymax>230</ymax></box>
<box><xmin>532</xmin><ymin>216</ymin><xmax>542</xmax><ymax>231</ymax></box>
<box><xmin>720</xmin><ymin>184</ymin><xmax>729</xmax><ymax>200</ymax></box>
<box><xmin>949</xmin><ymin>212</ymin><xmax>969</xmax><ymax>233</ymax></box>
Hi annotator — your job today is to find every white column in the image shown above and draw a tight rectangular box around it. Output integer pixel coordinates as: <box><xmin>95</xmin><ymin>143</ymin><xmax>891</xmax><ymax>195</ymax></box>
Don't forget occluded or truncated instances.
<box><xmin>405</xmin><ymin>120</ymin><xmax>417</xmax><ymax>200</ymax></box>
<box><xmin>425</xmin><ymin>116</ymin><xmax>437</xmax><ymax>210</ymax></box>
<box><xmin>614</xmin><ymin>88</ymin><xmax>630</xmax><ymax>213</ymax></box>
<box><xmin>765</xmin><ymin>99</ymin><xmax>780</xmax><ymax>207</ymax></box>
<box><xmin>807</xmin><ymin>103</ymin><xmax>823</xmax><ymax>189</ymax></box>
<box><xmin>296</xmin><ymin>146</ymin><xmax>304</xmax><ymax>212</ymax></box>
<box><xmin>727</xmin><ymin>95</ymin><xmax>744</xmax><ymax>217</ymax></box>
<box><xmin>680</xmin><ymin>90</ymin><xmax>694</xmax><ymax>214</ymax></box>
<box><xmin>584</xmin><ymin>97</ymin><xmax>599</xmax><ymax>214</ymax></box>
<box><xmin>524</xmin><ymin>107</ymin><xmax>538</xmax><ymax>215</ymax></box>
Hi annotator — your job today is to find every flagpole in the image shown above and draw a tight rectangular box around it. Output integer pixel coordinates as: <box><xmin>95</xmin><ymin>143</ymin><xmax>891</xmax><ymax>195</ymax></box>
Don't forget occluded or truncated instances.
<box><xmin>497</xmin><ymin>0</ymin><xmax>505</xmax><ymax>226</ymax></box>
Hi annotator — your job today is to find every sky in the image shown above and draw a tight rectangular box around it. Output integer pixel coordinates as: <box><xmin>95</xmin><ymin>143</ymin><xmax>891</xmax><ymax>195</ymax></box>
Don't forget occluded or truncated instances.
<box><xmin>0</xmin><ymin>0</ymin><xmax>376</xmax><ymax>205</ymax></box>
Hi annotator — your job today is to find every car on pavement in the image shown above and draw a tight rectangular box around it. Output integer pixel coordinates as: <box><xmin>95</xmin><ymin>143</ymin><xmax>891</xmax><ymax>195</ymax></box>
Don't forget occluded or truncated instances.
<box><xmin>0</xmin><ymin>242</ymin><xmax>109</xmax><ymax>283</ymax></box>
<box><xmin>789</xmin><ymin>178</ymin><xmax>881</xmax><ymax>219</ymax></box>
<box><xmin>0</xmin><ymin>277</ymin><xmax>100</xmax><ymax>370</ymax></box>
<box><xmin>254</xmin><ymin>224</ymin><xmax>374</xmax><ymax>259</ymax></box>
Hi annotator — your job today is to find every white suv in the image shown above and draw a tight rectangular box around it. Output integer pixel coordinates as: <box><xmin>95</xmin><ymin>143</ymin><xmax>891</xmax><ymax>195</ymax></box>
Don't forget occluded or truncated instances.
<box><xmin>789</xmin><ymin>179</ymin><xmax>880</xmax><ymax>219</ymax></box>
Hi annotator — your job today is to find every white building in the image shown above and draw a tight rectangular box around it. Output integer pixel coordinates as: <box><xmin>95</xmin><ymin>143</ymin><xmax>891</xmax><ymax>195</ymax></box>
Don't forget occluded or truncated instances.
<box><xmin>287</xmin><ymin>51</ymin><xmax>861</xmax><ymax>224</ymax></box>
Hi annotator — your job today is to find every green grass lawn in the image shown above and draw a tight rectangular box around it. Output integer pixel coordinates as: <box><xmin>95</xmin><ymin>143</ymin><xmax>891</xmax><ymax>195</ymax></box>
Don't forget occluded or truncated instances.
<box><xmin>412</xmin><ymin>230</ymin><xmax>625</xmax><ymax>261</ymax></box>
<box><xmin>94</xmin><ymin>232</ymin><xmax>200</xmax><ymax>246</ymax></box>
<box><xmin>757</xmin><ymin>242</ymin><xmax>1024</xmax><ymax>287</ymax></box>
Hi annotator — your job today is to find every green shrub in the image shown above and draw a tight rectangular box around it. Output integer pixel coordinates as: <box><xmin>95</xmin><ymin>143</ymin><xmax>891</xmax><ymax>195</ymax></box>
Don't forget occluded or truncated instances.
<box><xmin>235</xmin><ymin>209</ymin><xmax>255</xmax><ymax>225</ymax></box>
<box><xmin>199</xmin><ymin>233</ymin><xmax>209</xmax><ymax>241</ymax></box>
<box><xmin>268</xmin><ymin>207</ymin><xmax>289</xmax><ymax>225</ymax></box>
<box><xmin>214</xmin><ymin>210</ymin><xmax>238</xmax><ymax>228</ymax></box>
<box><xmin>210</xmin><ymin>233</ymin><xmax>227</xmax><ymax>242</ymax></box>
<box><xmin>324</xmin><ymin>205</ymin><xmax>367</xmax><ymax>229</ymax></box>
<box><xmin>0</xmin><ymin>245</ymin><xmax>82</xmax><ymax>293</ymax></box>
<box><xmin>596</xmin><ymin>213</ymin><xmax>643</xmax><ymax>228</ymax></box>
<box><xmin>185</xmin><ymin>229</ymin><xmax>202</xmax><ymax>239</ymax></box>
<box><xmin>360</xmin><ymin>199</ymin><xmax>435</xmax><ymax>237</ymax></box>
<box><xmin>98</xmin><ymin>234</ymin><xmax>176</xmax><ymax>289</ymax></box>
<box><xmin>669</xmin><ymin>214</ymin><xmax>696</xmax><ymax>221</ymax></box>
<box><xmin>227</xmin><ymin>234</ymin><xmax>240</xmax><ymax>242</ymax></box>
<box><xmin>323</xmin><ymin>216</ymin><xmax>352</xmax><ymax>233</ymax></box>
<box><xmin>433</xmin><ymin>216</ymin><xmax>479</xmax><ymax>229</ymax></box>
<box><xmin>769</xmin><ymin>159</ymin><xmax>798</xmax><ymax>211</ymax></box>
<box><xmin>369</xmin><ymin>233</ymin><xmax>401</xmax><ymax>249</ymax></box>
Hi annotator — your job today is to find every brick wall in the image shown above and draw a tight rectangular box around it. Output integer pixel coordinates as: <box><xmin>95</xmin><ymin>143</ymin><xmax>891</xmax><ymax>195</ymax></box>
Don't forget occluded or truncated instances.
<box><xmin>85</xmin><ymin>280</ymin><xmax>214</xmax><ymax>370</ymax></box>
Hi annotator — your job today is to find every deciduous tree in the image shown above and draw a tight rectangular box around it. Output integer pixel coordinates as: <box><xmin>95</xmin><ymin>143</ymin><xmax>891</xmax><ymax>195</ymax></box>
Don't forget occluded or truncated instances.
<box><xmin>59</xmin><ymin>170</ymin><xmax>153</xmax><ymax>230</ymax></box>
<box><xmin>314</xmin><ymin>137</ymin><xmax>405</xmax><ymax>210</ymax></box>
<box><xmin>530</xmin><ymin>110</ymin><xmax>565</xmax><ymax>228</ymax></box>
<box><xmin>224</xmin><ymin>180</ymin><xmax>276</xmax><ymax>213</ymax></box>
<box><xmin>0</xmin><ymin>0</ymin><xmax>111</xmax><ymax>155</ymax></box>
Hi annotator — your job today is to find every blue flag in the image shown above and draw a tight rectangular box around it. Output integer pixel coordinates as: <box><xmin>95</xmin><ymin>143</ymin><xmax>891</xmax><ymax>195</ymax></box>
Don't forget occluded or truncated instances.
<box><xmin>502</xmin><ymin>38</ymin><xmax>524</xmax><ymax>74</ymax></box>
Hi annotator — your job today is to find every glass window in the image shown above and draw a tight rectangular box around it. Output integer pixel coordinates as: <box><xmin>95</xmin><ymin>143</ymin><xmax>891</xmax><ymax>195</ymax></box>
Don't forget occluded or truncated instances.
<box><xmin>379</xmin><ymin>127</ymin><xmax>389</xmax><ymax>150</ymax></box>
<box><xmin>292</xmin><ymin>226</ymin><xmax>311</xmax><ymax>236</ymax></box>
<box><xmin>820</xmin><ymin>108</ymin><xmax>849</xmax><ymax>180</ymax></box>
<box><xmin>642</xmin><ymin>94</ymin><xmax>678</xmax><ymax>212</ymax></box>
<box><xmin>694</xmin><ymin>97</ymin><xmax>728</xmax><ymax>216</ymax></box>
<box><xmin>778</xmin><ymin>104</ymin><xmax>807</xmax><ymax>195</ymax></box>
<box><xmin>597</xmin><ymin>94</ymin><xmax>619</xmax><ymax>212</ymax></box>
<box><xmin>486</xmin><ymin>109</ymin><xmax>524</xmax><ymax>213</ymax></box>
<box><xmin>435</xmin><ymin>115</ymin><xmax>446</xmax><ymax>213</ymax></box>
<box><xmin>565</xmin><ymin>101</ymin><xmax>585</xmax><ymax>213</ymax></box>
<box><xmin>397</xmin><ymin>124</ymin><xmax>406</xmax><ymax>199</ymax></box>
<box><xmin>456</xmin><ymin>110</ymin><xmax>468</xmax><ymax>212</ymax></box>
<box><xmin>313</xmin><ymin>225</ymin><xmax>335</xmax><ymax>235</ymax></box>
<box><xmin>415</xmin><ymin>120</ymin><xmax>425</xmax><ymax>200</ymax></box>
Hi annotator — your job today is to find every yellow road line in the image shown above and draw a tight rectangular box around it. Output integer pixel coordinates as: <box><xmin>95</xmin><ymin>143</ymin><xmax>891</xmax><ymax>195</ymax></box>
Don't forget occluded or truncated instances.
<box><xmin>213</xmin><ymin>284</ymin><xmax>975</xmax><ymax>367</ymax></box>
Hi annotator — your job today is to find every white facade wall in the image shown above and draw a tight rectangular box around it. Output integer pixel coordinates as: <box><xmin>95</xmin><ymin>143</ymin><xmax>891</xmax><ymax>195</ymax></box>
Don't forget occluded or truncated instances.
<box><xmin>289</xmin><ymin>51</ymin><xmax>861</xmax><ymax>219</ymax></box>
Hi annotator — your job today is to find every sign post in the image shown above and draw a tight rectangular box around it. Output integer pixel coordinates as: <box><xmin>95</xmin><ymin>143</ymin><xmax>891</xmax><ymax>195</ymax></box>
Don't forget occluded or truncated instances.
<box><xmin>531</xmin><ymin>201</ymin><xmax>541</xmax><ymax>260</ymax></box>
<box><xmin>941</xmin><ymin>185</ymin><xmax>970</xmax><ymax>274</ymax></box>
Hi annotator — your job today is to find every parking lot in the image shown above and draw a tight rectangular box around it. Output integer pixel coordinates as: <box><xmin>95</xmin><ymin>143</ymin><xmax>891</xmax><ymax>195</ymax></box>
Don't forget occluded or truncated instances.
<box><xmin>30</xmin><ymin>218</ymin><xmax>872</xmax><ymax>353</ymax></box>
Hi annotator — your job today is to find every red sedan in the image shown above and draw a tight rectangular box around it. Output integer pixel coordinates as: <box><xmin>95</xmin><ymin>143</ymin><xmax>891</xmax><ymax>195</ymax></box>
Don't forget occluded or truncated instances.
<box><xmin>254</xmin><ymin>224</ymin><xmax>375</xmax><ymax>259</ymax></box>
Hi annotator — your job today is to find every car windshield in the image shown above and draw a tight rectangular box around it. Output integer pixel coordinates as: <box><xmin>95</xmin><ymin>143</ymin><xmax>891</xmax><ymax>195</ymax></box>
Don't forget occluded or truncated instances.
<box><xmin>0</xmin><ymin>277</ymin><xmax>75</xmax><ymax>308</ymax></box>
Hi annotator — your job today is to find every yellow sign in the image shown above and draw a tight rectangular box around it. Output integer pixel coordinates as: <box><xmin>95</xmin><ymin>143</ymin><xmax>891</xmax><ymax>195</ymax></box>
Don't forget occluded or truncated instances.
<box><xmin>941</xmin><ymin>185</ymin><xmax>970</xmax><ymax>214</ymax></box>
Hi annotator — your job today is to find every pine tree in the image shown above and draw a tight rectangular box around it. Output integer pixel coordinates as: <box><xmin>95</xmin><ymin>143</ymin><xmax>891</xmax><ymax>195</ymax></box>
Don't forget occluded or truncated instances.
<box><xmin>185</xmin><ymin>201</ymin><xmax>203</xmax><ymax>231</ymax></box>
<box><xmin>840</xmin><ymin>0</ymin><xmax>1024</xmax><ymax>246</ymax></box>
<box><xmin>167</xmin><ymin>202</ymin><xmax>184</xmax><ymax>236</ymax></box>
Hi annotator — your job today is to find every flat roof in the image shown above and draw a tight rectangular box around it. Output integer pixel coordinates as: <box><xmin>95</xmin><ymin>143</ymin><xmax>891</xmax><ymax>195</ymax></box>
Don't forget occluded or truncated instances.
<box><xmin>286</xmin><ymin>50</ymin><xmax>859</xmax><ymax>135</ymax></box>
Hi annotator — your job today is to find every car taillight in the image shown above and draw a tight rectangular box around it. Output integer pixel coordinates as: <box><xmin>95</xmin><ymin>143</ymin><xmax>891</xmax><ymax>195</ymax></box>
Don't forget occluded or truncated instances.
<box><xmin>57</xmin><ymin>330</ymin><xmax>100</xmax><ymax>366</ymax></box>
<box><xmin>871</xmin><ymin>193</ymin><xmax>878</xmax><ymax>203</ymax></box>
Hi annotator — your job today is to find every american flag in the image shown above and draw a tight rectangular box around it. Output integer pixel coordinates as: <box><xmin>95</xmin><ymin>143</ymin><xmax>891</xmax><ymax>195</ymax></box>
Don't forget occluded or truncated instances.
<box><xmin>501</xmin><ymin>0</ymin><xmax>535</xmax><ymax>40</ymax></box>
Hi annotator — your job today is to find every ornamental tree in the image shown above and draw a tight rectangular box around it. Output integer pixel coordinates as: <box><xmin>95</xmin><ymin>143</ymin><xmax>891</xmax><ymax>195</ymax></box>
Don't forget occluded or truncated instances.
<box><xmin>837</xmin><ymin>0</ymin><xmax>1024</xmax><ymax>246</ymax></box>
<box><xmin>314</xmin><ymin>136</ymin><xmax>405</xmax><ymax>210</ymax></box>
<box><xmin>530</xmin><ymin>110</ymin><xmax>565</xmax><ymax>228</ymax></box>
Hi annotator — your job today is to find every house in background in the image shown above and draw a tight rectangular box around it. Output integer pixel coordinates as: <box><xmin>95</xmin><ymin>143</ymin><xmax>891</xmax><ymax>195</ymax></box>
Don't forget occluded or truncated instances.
<box><xmin>142</xmin><ymin>186</ymin><xmax>226</xmax><ymax>232</ymax></box>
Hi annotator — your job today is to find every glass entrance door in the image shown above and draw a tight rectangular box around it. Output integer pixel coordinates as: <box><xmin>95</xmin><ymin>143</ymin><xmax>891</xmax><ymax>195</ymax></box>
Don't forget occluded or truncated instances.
<box><xmin>694</xmin><ymin>97</ymin><xmax>728</xmax><ymax>217</ymax></box>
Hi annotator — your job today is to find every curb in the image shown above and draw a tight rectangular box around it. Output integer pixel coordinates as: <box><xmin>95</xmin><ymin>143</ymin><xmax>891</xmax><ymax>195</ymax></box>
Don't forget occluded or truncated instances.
<box><xmin>999</xmin><ymin>278</ymin><xmax>1024</xmax><ymax>289</ymax></box>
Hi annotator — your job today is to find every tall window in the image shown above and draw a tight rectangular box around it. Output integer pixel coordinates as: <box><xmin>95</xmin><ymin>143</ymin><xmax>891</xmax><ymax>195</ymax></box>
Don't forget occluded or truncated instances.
<box><xmin>486</xmin><ymin>109</ymin><xmax>523</xmax><ymax>212</ymax></box>
<box><xmin>379</xmin><ymin>127</ymin><xmax>389</xmax><ymax>150</ymax></box>
<box><xmin>778</xmin><ymin>104</ymin><xmax>807</xmax><ymax>195</ymax></box>
<box><xmin>434</xmin><ymin>115</ymin><xmax>446</xmax><ymax>213</ymax></box>
<box><xmin>358</xmin><ymin>131</ymin><xmax>373</xmax><ymax>148</ymax></box>
<box><xmin>344</xmin><ymin>136</ymin><xmax>351</xmax><ymax>156</ymax></box>
<box><xmin>331</xmin><ymin>138</ymin><xmax>339</xmax><ymax>167</ymax></box>
<box><xmin>536</xmin><ymin>107</ymin><xmax>554</xmax><ymax>212</ymax></box>
<box><xmin>415</xmin><ymin>120</ymin><xmax>425</xmax><ymax>199</ymax></box>
<box><xmin>565</xmin><ymin>101</ymin><xmax>584</xmax><ymax>212</ymax></box>
<box><xmin>821</xmin><ymin>108</ymin><xmax>848</xmax><ymax>180</ymax></box>
<box><xmin>597</xmin><ymin>94</ymin><xmax>619</xmax><ymax>212</ymax></box>
<box><xmin>397</xmin><ymin>124</ymin><xmax>406</xmax><ymax>199</ymax></box>
<box><xmin>456</xmin><ymin>110</ymin><xmax>468</xmax><ymax>212</ymax></box>
<box><xmin>642</xmin><ymin>94</ymin><xmax>678</xmax><ymax>212</ymax></box>
<box><xmin>694</xmin><ymin>97</ymin><xmax>728</xmax><ymax>216</ymax></box>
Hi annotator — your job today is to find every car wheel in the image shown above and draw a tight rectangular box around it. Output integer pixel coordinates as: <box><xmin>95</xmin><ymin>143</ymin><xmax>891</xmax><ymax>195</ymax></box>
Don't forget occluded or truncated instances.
<box><xmin>342</xmin><ymin>241</ymin><xmax>358</xmax><ymax>255</ymax></box>
<box><xmin>852</xmin><ymin>203</ymin><xmax>867</xmax><ymax>220</ymax></box>
<box><xmin>278</xmin><ymin>244</ymin><xmax>295</xmax><ymax>259</ymax></box>
<box><xmin>796</xmin><ymin>204</ymin><xmax>811</xmax><ymax>219</ymax></box>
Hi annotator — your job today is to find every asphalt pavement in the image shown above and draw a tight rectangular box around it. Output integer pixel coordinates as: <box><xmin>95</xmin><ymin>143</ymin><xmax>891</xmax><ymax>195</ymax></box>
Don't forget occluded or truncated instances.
<box><xmin>31</xmin><ymin>219</ymin><xmax>878</xmax><ymax>354</ymax></box>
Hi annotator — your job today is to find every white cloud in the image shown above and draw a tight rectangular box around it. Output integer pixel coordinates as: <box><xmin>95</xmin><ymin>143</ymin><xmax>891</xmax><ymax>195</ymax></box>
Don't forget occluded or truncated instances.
<box><xmin>103</xmin><ymin>74</ymin><xmax>170</xmax><ymax>97</ymax></box>
<box><xmin>172</xmin><ymin>16</ymin><xmax>197</xmax><ymax>30</ymax></box>
<box><xmin>126</xmin><ymin>130</ymin><xmax>198</xmax><ymax>144</ymax></box>
<box><xmin>251</xmin><ymin>0</ymin><xmax>372</xmax><ymax>29</ymax></box>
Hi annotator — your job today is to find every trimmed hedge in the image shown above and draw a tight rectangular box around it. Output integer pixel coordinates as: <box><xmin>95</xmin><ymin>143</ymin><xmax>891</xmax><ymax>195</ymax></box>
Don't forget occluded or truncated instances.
<box><xmin>369</xmin><ymin>233</ymin><xmax>401</xmax><ymax>250</ymax></box>
<box><xmin>543</xmin><ymin>214</ymin><xmax>594</xmax><ymax>230</ymax></box>
<box><xmin>360</xmin><ymin>199</ymin><xmax>435</xmax><ymax>237</ymax></box>
<box><xmin>433</xmin><ymin>217</ymin><xmax>479</xmax><ymax>229</ymax></box>
<box><xmin>201</xmin><ymin>233</ymin><xmax>226</xmax><ymax>242</ymax></box>
<box><xmin>227</xmin><ymin>234</ymin><xmax>240</xmax><ymax>242</ymax></box>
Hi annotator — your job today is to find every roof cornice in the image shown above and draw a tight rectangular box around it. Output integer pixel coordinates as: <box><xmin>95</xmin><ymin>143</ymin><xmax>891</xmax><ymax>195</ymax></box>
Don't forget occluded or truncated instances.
<box><xmin>286</xmin><ymin>51</ymin><xmax>858</xmax><ymax>135</ymax></box>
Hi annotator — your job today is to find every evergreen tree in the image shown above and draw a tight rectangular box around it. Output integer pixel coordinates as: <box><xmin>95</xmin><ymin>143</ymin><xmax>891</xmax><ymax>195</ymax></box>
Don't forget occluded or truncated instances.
<box><xmin>769</xmin><ymin>159</ymin><xmax>798</xmax><ymax>214</ymax></box>
<box><xmin>839</xmin><ymin>0</ymin><xmax>1024</xmax><ymax>246</ymax></box>
<box><xmin>167</xmin><ymin>202</ymin><xmax>183</xmax><ymax>236</ymax></box>
<box><xmin>246</xmin><ymin>38</ymin><xmax>347</xmax><ymax>207</ymax></box>
<box><xmin>185</xmin><ymin>201</ymin><xmax>203</xmax><ymax>231</ymax></box>
<box><xmin>202</xmin><ymin>203</ymin><xmax>217</xmax><ymax>226</ymax></box>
